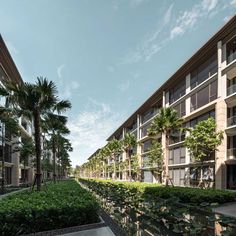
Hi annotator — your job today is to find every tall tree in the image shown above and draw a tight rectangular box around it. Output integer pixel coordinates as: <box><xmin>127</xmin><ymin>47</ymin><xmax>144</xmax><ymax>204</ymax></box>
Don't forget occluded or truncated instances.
<box><xmin>148</xmin><ymin>107</ymin><xmax>183</xmax><ymax>185</ymax></box>
<box><xmin>107</xmin><ymin>139</ymin><xmax>122</xmax><ymax>179</ymax></box>
<box><xmin>122</xmin><ymin>133</ymin><xmax>137</xmax><ymax>181</ymax></box>
<box><xmin>0</xmin><ymin>78</ymin><xmax>71</xmax><ymax>191</ymax></box>
<box><xmin>99</xmin><ymin>147</ymin><xmax>109</xmax><ymax>179</ymax></box>
<box><xmin>184</xmin><ymin>117</ymin><xmax>223</xmax><ymax>188</ymax></box>
<box><xmin>42</xmin><ymin>113</ymin><xmax>69</xmax><ymax>182</ymax></box>
<box><xmin>148</xmin><ymin>140</ymin><xmax>163</xmax><ymax>183</ymax></box>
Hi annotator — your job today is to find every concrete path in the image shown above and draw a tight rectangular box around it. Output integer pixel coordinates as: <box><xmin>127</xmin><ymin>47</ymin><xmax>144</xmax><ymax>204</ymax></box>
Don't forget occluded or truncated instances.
<box><xmin>59</xmin><ymin>227</ymin><xmax>115</xmax><ymax>236</ymax></box>
<box><xmin>213</xmin><ymin>202</ymin><xmax>236</xmax><ymax>218</ymax></box>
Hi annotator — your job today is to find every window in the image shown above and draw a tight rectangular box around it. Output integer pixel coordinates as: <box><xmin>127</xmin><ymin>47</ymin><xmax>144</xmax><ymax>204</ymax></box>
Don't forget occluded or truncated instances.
<box><xmin>141</xmin><ymin>123</ymin><xmax>150</xmax><ymax>138</ymax></box>
<box><xmin>141</xmin><ymin>105</ymin><xmax>160</xmax><ymax>124</ymax></box>
<box><xmin>174</xmin><ymin>100</ymin><xmax>186</xmax><ymax>117</ymax></box>
<box><xmin>169</xmin><ymin>79</ymin><xmax>186</xmax><ymax>104</ymax></box>
<box><xmin>169</xmin><ymin>168</ymin><xmax>186</xmax><ymax>186</ymax></box>
<box><xmin>189</xmin><ymin>110</ymin><xmax>215</xmax><ymax>127</ymax></box>
<box><xmin>190</xmin><ymin>53</ymin><xmax>217</xmax><ymax>89</ymax></box>
<box><xmin>227</xmin><ymin>36</ymin><xmax>236</xmax><ymax>64</ymax></box>
<box><xmin>169</xmin><ymin>146</ymin><xmax>185</xmax><ymax>164</ymax></box>
<box><xmin>142</xmin><ymin>139</ymin><xmax>152</xmax><ymax>153</ymax></box>
<box><xmin>190</xmin><ymin>81</ymin><xmax>217</xmax><ymax>112</ymax></box>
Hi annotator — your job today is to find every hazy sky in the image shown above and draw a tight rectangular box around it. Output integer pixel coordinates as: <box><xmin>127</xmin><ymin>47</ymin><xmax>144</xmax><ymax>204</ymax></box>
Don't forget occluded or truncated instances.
<box><xmin>0</xmin><ymin>0</ymin><xmax>235</xmax><ymax>166</ymax></box>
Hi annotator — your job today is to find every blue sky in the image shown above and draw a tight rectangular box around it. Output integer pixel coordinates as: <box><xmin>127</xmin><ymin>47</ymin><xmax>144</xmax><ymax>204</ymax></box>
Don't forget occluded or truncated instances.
<box><xmin>0</xmin><ymin>0</ymin><xmax>235</xmax><ymax>167</ymax></box>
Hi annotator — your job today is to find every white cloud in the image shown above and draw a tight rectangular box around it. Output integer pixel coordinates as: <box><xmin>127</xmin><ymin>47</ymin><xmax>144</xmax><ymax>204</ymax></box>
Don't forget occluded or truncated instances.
<box><xmin>201</xmin><ymin>0</ymin><xmax>218</xmax><ymax>12</ymax></box>
<box><xmin>163</xmin><ymin>3</ymin><xmax>174</xmax><ymax>25</ymax></box>
<box><xmin>57</xmin><ymin>64</ymin><xmax>65</xmax><ymax>79</ymax></box>
<box><xmin>121</xmin><ymin>0</ymin><xmax>236</xmax><ymax>64</ymax></box>
<box><xmin>68</xmin><ymin>99</ymin><xmax>124</xmax><ymax>166</ymax></box>
<box><xmin>61</xmin><ymin>81</ymin><xmax>80</xmax><ymax>99</ymax></box>
<box><xmin>230</xmin><ymin>0</ymin><xmax>236</xmax><ymax>6</ymax></box>
<box><xmin>118</xmin><ymin>80</ymin><xmax>130</xmax><ymax>92</ymax></box>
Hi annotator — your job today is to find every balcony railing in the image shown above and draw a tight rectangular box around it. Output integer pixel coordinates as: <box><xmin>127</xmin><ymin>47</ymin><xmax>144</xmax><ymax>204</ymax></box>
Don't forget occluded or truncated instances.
<box><xmin>227</xmin><ymin>116</ymin><xmax>236</xmax><ymax>127</ymax></box>
<box><xmin>227</xmin><ymin>84</ymin><xmax>236</xmax><ymax>96</ymax></box>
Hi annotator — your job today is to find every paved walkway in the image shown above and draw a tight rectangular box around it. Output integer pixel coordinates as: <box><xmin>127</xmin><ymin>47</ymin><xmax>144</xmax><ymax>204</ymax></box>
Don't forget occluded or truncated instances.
<box><xmin>213</xmin><ymin>202</ymin><xmax>236</xmax><ymax>218</ymax></box>
<box><xmin>59</xmin><ymin>227</ymin><xmax>115</xmax><ymax>236</ymax></box>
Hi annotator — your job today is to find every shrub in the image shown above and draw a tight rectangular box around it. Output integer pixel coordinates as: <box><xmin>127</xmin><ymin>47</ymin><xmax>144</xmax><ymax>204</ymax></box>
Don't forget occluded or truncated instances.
<box><xmin>0</xmin><ymin>180</ymin><xmax>99</xmax><ymax>235</ymax></box>
<box><xmin>79</xmin><ymin>178</ymin><xmax>236</xmax><ymax>205</ymax></box>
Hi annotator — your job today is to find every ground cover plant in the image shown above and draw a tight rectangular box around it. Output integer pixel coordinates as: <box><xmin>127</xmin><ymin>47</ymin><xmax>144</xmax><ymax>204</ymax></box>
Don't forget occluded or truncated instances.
<box><xmin>0</xmin><ymin>180</ymin><xmax>99</xmax><ymax>236</ymax></box>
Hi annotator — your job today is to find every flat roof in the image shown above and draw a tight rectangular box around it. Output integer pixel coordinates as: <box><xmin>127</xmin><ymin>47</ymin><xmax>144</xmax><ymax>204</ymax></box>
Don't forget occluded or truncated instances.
<box><xmin>0</xmin><ymin>34</ymin><xmax>23</xmax><ymax>84</ymax></box>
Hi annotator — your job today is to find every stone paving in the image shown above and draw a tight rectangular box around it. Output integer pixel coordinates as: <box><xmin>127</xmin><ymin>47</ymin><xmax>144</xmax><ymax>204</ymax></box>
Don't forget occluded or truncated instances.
<box><xmin>59</xmin><ymin>227</ymin><xmax>115</xmax><ymax>236</ymax></box>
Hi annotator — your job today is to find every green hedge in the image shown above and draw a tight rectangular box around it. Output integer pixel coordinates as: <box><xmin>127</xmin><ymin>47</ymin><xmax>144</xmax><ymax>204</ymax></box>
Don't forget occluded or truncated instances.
<box><xmin>79</xmin><ymin>178</ymin><xmax>236</xmax><ymax>205</ymax></box>
<box><xmin>0</xmin><ymin>180</ymin><xmax>99</xmax><ymax>235</ymax></box>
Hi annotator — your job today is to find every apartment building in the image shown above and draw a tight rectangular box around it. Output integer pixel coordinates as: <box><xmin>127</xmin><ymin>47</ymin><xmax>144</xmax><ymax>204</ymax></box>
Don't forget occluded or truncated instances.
<box><xmin>90</xmin><ymin>15</ymin><xmax>236</xmax><ymax>190</ymax></box>
<box><xmin>0</xmin><ymin>35</ymin><xmax>34</xmax><ymax>186</ymax></box>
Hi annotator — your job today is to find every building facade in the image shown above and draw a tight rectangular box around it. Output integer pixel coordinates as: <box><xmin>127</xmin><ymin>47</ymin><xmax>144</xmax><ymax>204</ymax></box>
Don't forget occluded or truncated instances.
<box><xmin>0</xmin><ymin>35</ymin><xmax>35</xmax><ymax>186</ymax></box>
<box><xmin>87</xmin><ymin>15</ymin><xmax>236</xmax><ymax>190</ymax></box>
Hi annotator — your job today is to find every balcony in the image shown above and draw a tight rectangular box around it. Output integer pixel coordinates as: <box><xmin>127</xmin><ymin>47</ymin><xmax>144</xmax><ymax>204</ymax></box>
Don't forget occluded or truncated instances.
<box><xmin>227</xmin><ymin>148</ymin><xmax>236</xmax><ymax>160</ymax></box>
<box><xmin>227</xmin><ymin>84</ymin><xmax>236</xmax><ymax>96</ymax></box>
<box><xmin>227</xmin><ymin>116</ymin><xmax>236</xmax><ymax>127</ymax></box>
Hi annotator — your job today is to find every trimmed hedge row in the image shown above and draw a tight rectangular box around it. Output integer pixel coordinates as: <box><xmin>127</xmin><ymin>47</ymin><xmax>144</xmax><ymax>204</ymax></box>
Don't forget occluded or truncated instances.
<box><xmin>0</xmin><ymin>180</ymin><xmax>99</xmax><ymax>235</ymax></box>
<box><xmin>79</xmin><ymin>178</ymin><xmax>236</xmax><ymax>205</ymax></box>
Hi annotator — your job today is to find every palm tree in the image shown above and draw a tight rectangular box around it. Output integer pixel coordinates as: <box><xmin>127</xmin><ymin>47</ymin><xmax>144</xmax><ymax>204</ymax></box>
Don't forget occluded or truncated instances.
<box><xmin>56</xmin><ymin>135</ymin><xmax>72</xmax><ymax>178</ymax></box>
<box><xmin>148</xmin><ymin>107</ymin><xmax>183</xmax><ymax>186</ymax></box>
<box><xmin>107</xmin><ymin>139</ymin><xmax>122</xmax><ymax>180</ymax></box>
<box><xmin>122</xmin><ymin>133</ymin><xmax>137</xmax><ymax>181</ymax></box>
<box><xmin>99</xmin><ymin>147</ymin><xmax>109</xmax><ymax>179</ymax></box>
<box><xmin>0</xmin><ymin>77</ymin><xmax>71</xmax><ymax>191</ymax></box>
<box><xmin>42</xmin><ymin>113</ymin><xmax>69</xmax><ymax>182</ymax></box>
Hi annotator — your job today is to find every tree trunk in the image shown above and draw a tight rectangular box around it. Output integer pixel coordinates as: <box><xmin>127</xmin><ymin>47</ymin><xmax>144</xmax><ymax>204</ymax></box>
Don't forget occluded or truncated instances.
<box><xmin>1</xmin><ymin>122</ymin><xmax>5</xmax><ymax>194</ymax></box>
<box><xmin>128</xmin><ymin>151</ymin><xmax>131</xmax><ymax>182</ymax></box>
<box><xmin>52</xmin><ymin>134</ymin><xmax>56</xmax><ymax>183</ymax></box>
<box><xmin>113</xmin><ymin>155</ymin><xmax>116</xmax><ymax>180</ymax></box>
<box><xmin>33</xmin><ymin>109</ymin><xmax>42</xmax><ymax>191</ymax></box>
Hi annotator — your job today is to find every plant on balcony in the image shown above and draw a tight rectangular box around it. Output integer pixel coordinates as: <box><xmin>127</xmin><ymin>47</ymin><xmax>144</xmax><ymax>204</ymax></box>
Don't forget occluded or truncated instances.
<box><xmin>148</xmin><ymin>107</ymin><xmax>183</xmax><ymax>186</ymax></box>
<box><xmin>0</xmin><ymin>78</ymin><xmax>71</xmax><ymax>191</ymax></box>
<box><xmin>184</xmin><ymin>117</ymin><xmax>223</xmax><ymax>188</ymax></box>
<box><xmin>122</xmin><ymin>133</ymin><xmax>137</xmax><ymax>181</ymax></box>
<box><xmin>148</xmin><ymin>140</ymin><xmax>163</xmax><ymax>183</ymax></box>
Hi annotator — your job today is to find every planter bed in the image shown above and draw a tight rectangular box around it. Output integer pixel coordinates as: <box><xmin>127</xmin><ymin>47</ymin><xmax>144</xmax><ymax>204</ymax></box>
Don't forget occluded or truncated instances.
<box><xmin>0</xmin><ymin>180</ymin><xmax>99</xmax><ymax>236</ymax></box>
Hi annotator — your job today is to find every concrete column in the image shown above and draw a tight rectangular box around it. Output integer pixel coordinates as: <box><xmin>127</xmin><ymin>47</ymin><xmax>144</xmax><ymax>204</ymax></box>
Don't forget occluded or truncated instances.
<box><xmin>215</xmin><ymin>40</ymin><xmax>227</xmax><ymax>189</ymax></box>
<box><xmin>215</xmin><ymin>100</ymin><xmax>227</xmax><ymax>189</ymax></box>
<box><xmin>11</xmin><ymin>138</ymin><xmax>20</xmax><ymax>186</ymax></box>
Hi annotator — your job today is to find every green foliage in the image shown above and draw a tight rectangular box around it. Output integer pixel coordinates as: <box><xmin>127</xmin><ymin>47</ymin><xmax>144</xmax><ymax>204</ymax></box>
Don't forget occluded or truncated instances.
<box><xmin>184</xmin><ymin>118</ymin><xmax>223</xmax><ymax>162</ymax></box>
<box><xmin>0</xmin><ymin>180</ymin><xmax>99</xmax><ymax>235</ymax></box>
<box><xmin>148</xmin><ymin>107</ymin><xmax>183</xmax><ymax>137</ymax></box>
<box><xmin>148</xmin><ymin>140</ymin><xmax>163</xmax><ymax>171</ymax></box>
<box><xmin>79</xmin><ymin>178</ymin><xmax>236</xmax><ymax>205</ymax></box>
